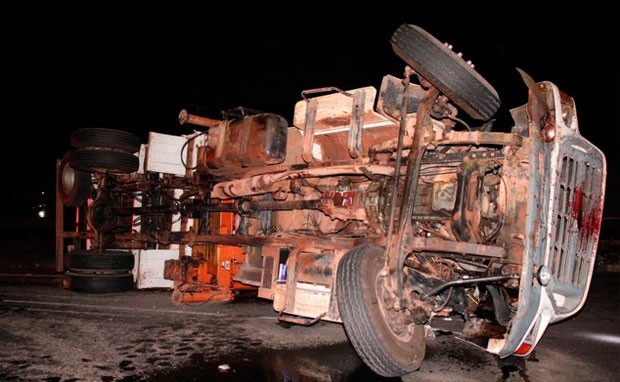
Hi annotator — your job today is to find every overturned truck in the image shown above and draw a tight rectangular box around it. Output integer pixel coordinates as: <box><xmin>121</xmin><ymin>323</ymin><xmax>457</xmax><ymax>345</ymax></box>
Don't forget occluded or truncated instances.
<box><xmin>57</xmin><ymin>24</ymin><xmax>606</xmax><ymax>376</ymax></box>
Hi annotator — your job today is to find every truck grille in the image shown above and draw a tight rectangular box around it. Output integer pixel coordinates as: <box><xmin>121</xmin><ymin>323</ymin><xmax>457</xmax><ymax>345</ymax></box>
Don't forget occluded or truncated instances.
<box><xmin>550</xmin><ymin>152</ymin><xmax>603</xmax><ymax>287</ymax></box>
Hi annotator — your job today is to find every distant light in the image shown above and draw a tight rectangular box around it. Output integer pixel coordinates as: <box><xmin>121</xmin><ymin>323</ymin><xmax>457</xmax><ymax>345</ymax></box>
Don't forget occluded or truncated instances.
<box><xmin>38</xmin><ymin>209</ymin><xmax>46</xmax><ymax>218</ymax></box>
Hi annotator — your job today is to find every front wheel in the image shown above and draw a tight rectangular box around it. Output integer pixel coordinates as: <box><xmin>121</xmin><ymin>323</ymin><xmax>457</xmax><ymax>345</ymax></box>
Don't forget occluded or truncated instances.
<box><xmin>336</xmin><ymin>244</ymin><xmax>425</xmax><ymax>377</ymax></box>
<box><xmin>391</xmin><ymin>24</ymin><xmax>500</xmax><ymax>121</ymax></box>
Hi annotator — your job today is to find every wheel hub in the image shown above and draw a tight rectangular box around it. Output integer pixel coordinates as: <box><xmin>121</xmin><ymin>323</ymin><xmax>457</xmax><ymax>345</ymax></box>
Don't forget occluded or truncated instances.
<box><xmin>375</xmin><ymin>274</ymin><xmax>414</xmax><ymax>341</ymax></box>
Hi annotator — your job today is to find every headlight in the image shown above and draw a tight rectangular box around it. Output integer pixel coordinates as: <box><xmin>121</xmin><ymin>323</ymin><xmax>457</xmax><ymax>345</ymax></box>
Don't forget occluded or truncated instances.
<box><xmin>537</xmin><ymin>266</ymin><xmax>552</xmax><ymax>286</ymax></box>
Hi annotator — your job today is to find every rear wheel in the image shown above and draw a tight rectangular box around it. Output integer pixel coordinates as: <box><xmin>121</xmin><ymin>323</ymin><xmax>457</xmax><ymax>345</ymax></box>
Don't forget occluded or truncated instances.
<box><xmin>336</xmin><ymin>244</ymin><xmax>425</xmax><ymax>377</ymax></box>
<box><xmin>71</xmin><ymin>128</ymin><xmax>141</xmax><ymax>153</ymax></box>
<box><xmin>69</xmin><ymin>149</ymin><xmax>139</xmax><ymax>174</ymax></box>
<box><xmin>63</xmin><ymin>272</ymin><xmax>134</xmax><ymax>293</ymax></box>
<box><xmin>67</xmin><ymin>250</ymin><xmax>134</xmax><ymax>272</ymax></box>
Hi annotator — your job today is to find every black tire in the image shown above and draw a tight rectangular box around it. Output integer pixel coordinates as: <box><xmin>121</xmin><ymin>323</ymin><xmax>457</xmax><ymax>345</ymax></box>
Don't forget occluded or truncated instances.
<box><xmin>337</xmin><ymin>244</ymin><xmax>425</xmax><ymax>377</ymax></box>
<box><xmin>63</xmin><ymin>272</ymin><xmax>134</xmax><ymax>293</ymax></box>
<box><xmin>58</xmin><ymin>152</ymin><xmax>91</xmax><ymax>207</ymax></box>
<box><xmin>391</xmin><ymin>24</ymin><xmax>500</xmax><ymax>121</ymax></box>
<box><xmin>68</xmin><ymin>250</ymin><xmax>134</xmax><ymax>272</ymax></box>
<box><xmin>71</xmin><ymin>128</ymin><xmax>142</xmax><ymax>154</ymax></box>
<box><xmin>69</xmin><ymin>148</ymin><xmax>139</xmax><ymax>174</ymax></box>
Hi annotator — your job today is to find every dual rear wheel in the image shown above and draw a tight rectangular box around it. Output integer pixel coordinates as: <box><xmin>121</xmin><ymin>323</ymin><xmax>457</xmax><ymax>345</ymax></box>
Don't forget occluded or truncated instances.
<box><xmin>58</xmin><ymin>128</ymin><xmax>141</xmax><ymax>207</ymax></box>
<box><xmin>59</xmin><ymin>129</ymin><xmax>140</xmax><ymax>293</ymax></box>
<box><xmin>63</xmin><ymin>250</ymin><xmax>134</xmax><ymax>293</ymax></box>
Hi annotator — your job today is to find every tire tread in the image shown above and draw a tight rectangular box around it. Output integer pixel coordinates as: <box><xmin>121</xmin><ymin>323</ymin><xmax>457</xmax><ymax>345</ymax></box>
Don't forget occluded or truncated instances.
<box><xmin>337</xmin><ymin>244</ymin><xmax>415</xmax><ymax>376</ymax></box>
<box><xmin>391</xmin><ymin>24</ymin><xmax>500</xmax><ymax>121</ymax></box>
<box><xmin>63</xmin><ymin>272</ymin><xmax>134</xmax><ymax>293</ymax></box>
<box><xmin>69</xmin><ymin>149</ymin><xmax>139</xmax><ymax>174</ymax></box>
<box><xmin>71</xmin><ymin>128</ymin><xmax>141</xmax><ymax>153</ymax></box>
<box><xmin>68</xmin><ymin>250</ymin><xmax>134</xmax><ymax>271</ymax></box>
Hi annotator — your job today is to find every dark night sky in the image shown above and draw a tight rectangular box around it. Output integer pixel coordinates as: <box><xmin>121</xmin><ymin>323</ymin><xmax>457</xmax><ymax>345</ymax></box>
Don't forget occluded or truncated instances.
<box><xmin>1</xmin><ymin>2</ymin><xmax>618</xmax><ymax>216</ymax></box>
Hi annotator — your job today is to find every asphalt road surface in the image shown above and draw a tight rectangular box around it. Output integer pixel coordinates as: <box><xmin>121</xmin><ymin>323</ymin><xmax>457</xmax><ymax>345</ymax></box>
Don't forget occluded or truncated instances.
<box><xmin>0</xmin><ymin>272</ymin><xmax>618</xmax><ymax>382</ymax></box>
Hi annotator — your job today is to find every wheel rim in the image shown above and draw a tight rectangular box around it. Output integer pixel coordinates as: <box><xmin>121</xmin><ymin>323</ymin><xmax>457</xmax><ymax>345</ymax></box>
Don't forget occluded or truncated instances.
<box><xmin>375</xmin><ymin>271</ymin><xmax>414</xmax><ymax>342</ymax></box>
<box><xmin>61</xmin><ymin>163</ymin><xmax>76</xmax><ymax>194</ymax></box>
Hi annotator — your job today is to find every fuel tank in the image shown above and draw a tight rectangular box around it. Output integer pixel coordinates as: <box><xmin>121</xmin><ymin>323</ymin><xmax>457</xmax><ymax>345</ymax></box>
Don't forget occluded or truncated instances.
<box><xmin>204</xmin><ymin>113</ymin><xmax>288</xmax><ymax>168</ymax></box>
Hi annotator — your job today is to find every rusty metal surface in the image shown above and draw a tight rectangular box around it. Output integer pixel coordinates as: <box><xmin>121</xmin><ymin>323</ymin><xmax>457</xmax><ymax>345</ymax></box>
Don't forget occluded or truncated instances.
<box><xmin>202</xmin><ymin>114</ymin><xmax>288</xmax><ymax>169</ymax></box>
<box><xmin>273</xmin><ymin>245</ymin><xmax>347</xmax><ymax>323</ymax></box>
<box><xmin>177</xmin><ymin>109</ymin><xmax>222</xmax><ymax>128</ymax></box>
<box><xmin>376</xmin><ymin>74</ymin><xmax>427</xmax><ymax>120</ymax></box>
<box><xmin>115</xmin><ymin>228</ymin><xmax>361</xmax><ymax>250</ymax></box>
<box><xmin>115</xmin><ymin>232</ymin><xmax>266</xmax><ymax>247</ymax></box>
<box><xmin>302</xmin><ymin>99</ymin><xmax>318</xmax><ymax>163</ymax></box>
<box><xmin>370</xmin><ymin>131</ymin><xmax>521</xmax><ymax>153</ymax></box>
<box><xmin>347</xmin><ymin>90</ymin><xmax>365</xmax><ymax>158</ymax></box>
<box><xmin>209</xmin><ymin>164</ymin><xmax>397</xmax><ymax>199</ymax></box>
<box><xmin>462</xmin><ymin>317</ymin><xmax>507</xmax><ymax>339</ymax></box>
<box><xmin>388</xmin><ymin>86</ymin><xmax>440</xmax><ymax>287</ymax></box>
<box><xmin>422</xmin><ymin>274</ymin><xmax>518</xmax><ymax>298</ymax></box>
<box><xmin>267</xmin><ymin>232</ymin><xmax>359</xmax><ymax>250</ymax></box>
<box><xmin>296</xmin><ymin>252</ymin><xmax>336</xmax><ymax>286</ymax></box>
<box><xmin>407</xmin><ymin>237</ymin><xmax>506</xmax><ymax>258</ymax></box>
<box><xmin>320</xmin><ymin>190</ymin><xmax>367</xmax><ymax>221</ymax></box>
<box><xmin>164</xmin><ymin>257</ymin><xmax>212</xmax><ymax>284</ymax></box>
<box><xmin>300</xmin><ymin>87</ymin><xmax>353</xmax><ymax>101</ymax></box>
<box><xmin>278</xmin><ymin>311</ymin><xmax>326</xmax><ymax>326</ymax></box>
<box><xmin>384</xmin><ymin>71</ymin><xmax>413</xmax><ymax>275</ymax></box>
<box><xmin>239</xmin><ymin>199</ymin><xmax>321</xmax><ymax>212</ymax></box>
<box><xmin>171</xmin><ymin>286</ymin><xmax>235</xmax><ymax>304</ymax></box>
<box><xmin>438</xmin><ymin>131</ymin><xmax>523</xmax><ymax>147</ymax></box>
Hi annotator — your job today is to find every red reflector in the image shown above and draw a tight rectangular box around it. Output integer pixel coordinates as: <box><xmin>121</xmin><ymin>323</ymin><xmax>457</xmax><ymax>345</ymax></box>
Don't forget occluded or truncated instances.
<box><xmin>515</xmin><ymin>342</ymin><xmax>533</xmax><ymax>355</ymax></box>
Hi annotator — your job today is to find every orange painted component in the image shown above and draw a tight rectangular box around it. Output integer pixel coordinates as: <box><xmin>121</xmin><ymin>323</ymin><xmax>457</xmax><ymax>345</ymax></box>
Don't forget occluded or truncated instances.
<box><xmin>212</xmin><ymin>207</ymin><xmax>245</xmax><ymax>285</ymax></box>
<box><xmin>169</xmin><ymin>205</ymin><xmax>257</xmax><ymax>304</ymax></box>
<box><xmin>197</xmin><ymin>260</ymin><xmax>213</xmax><ymax>283</ymax></box>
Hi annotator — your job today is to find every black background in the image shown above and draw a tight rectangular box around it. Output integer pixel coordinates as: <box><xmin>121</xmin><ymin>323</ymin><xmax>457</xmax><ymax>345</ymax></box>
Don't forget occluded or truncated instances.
<box><xmin>1</xmin><ymin>2</ymin><xmax>618</xmax><ymax>217</ymax></box>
